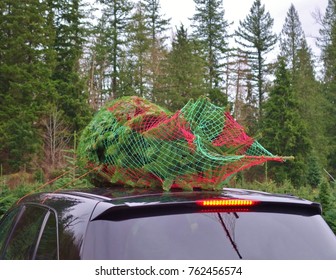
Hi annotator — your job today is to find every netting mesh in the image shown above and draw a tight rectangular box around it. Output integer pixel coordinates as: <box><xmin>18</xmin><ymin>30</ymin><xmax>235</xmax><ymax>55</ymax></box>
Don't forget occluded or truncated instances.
<box><xmin>77</xmin><ymin>96</ymin><xmax>284</xmax><ymax>190</ymax></box>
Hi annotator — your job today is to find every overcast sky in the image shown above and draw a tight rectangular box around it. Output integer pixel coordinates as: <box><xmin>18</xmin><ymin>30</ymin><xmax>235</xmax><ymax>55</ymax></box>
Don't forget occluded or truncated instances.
<box><xmin>159</xmin><ymin>0</ymin><xmax>328</xmax><ymax>59</ymax></box>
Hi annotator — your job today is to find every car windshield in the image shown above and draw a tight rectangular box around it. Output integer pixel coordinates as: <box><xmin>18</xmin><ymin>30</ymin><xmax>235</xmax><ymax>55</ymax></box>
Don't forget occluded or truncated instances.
<box><xmin>83</xmin><ymin>212</ymin><xmax>336</xmax><ymax>260</ymax></box>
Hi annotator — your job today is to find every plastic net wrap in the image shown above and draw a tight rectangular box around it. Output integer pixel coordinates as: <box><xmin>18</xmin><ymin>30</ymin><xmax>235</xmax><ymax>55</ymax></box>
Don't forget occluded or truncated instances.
<box><xmin>78</xmin><ymin>96</ymin><xmax>284</xmax><ymax>190</ymax></box>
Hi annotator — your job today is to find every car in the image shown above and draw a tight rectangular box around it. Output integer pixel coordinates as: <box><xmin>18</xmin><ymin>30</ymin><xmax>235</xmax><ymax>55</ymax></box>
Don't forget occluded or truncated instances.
<box><xmin>0</xmin><ymin>185</ymin><xmax>335</xmax><ymax>260</ymax></box>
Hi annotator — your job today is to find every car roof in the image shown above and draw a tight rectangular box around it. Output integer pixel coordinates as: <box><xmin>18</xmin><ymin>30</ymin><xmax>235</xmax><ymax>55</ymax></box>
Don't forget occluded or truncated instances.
<box><xmin>17</xmin><ymin>185</ymin><xmax>311</xmax><ymax>205</ymax></box>
<box><xmin>15</xmin><ymin>185</ymin><xmax>322</xmax><ymax>219</ymax></box>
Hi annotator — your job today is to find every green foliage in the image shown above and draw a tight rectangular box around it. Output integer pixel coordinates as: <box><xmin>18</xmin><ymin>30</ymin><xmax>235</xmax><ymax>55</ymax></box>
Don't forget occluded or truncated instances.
<box><xmin>50</xmin><ymin>0</ymin><xmax>91</xmax><ymax>131</ymax></box>
<box><xmin>33</xmin><ymin>169</ymin><xmax>45</xmax><ymax>184</ymax></box>
<box><xmin>279</xmin><ymin>4</ymin><xmax>306</xmax><ymax>72</ymax></box>
<box><xmin>142</xmin><ymin>0</ymin><xmax>170</xmax><ymax>45</ymax></box>
<box><xmin>0</xmin><ymin>174</ymin><xmax>92</xmax><ymax>219</ymax></box>
<box><xmin>319</xmin><ymin>178</ymin><xmax>332</xmax><ymax>213</ymax></box>
<box><xmin>0</xmin><ymin>185</ymin><xmax>18</xmax><ymax>217</ymax></box>
<box><xmin>318</xmin><ymin>179</ymin><xmax>336</xmax><ymax>232</ymax></box>
<box><xmin>294</xmin><ymin>45</ymin><xmax>329</xmax><ymax>166</ymax></box>
<box><xmin>125</xmin><ymin>1</ymin><xmax>152</xmax><ymax>98</ymax></box>
<box><xmin>325</xmin><ymin>208</ymin><xmax>336</xmax><ymax>233</ymax></box>
<box><xmin>156</xmin><ymin>25</ymin><xmax>207</xmax><ymax>110</ymax></box>
<box><xmin>0</xmin><ymin>0</ymin><xmax>55</xmax><ymax>172</ymax></box>
<box><xmin>140</xmin><ymin>0</ymin><xmax>171</xmax><ymax>101</ymax></box>
<box><xmin>280</xmin><ymin>5</ymin><xmax>329</xmax><ymax>167</ymax></box>
<box><xmin>0</xmin><ymin>0</ymin><xmax>92</xmax><ymax>173</ymax></box>
<box><xmin>55</xmin><ymin>130</ymin><xmax>93</xmax><ymax>189</ymax></box>
<box><xmin>0</xmin><ymin>183</ymin><xmax>39</xmax><ymax>218</ymax></box>
<box><xmin>92</xmin><ymin>0</ymin><xmax>134</xmax><ymax>99</ymax></box>
<box><xmin>0</xmin><ymin>110</ymin><xmax>40</xmax><ymax>171</ymax></box>
<box><xmin>307</xmin><ymin>155</ymin><xmax>322</xmax><ymax>188</ymax></box>
<box><xmin>262</xmin><ymin>57</ymin><xmax>310</xmax><ymax>186</ymax></box>
<box><xmin>318</xmin><ymin>0</ymin><xmax>336</xmax><ymax>176</ymax></box>
<box><xmin>191</xmin><ymin>0</ymin><xmax>231</xmax><ymax>105</ymax></box>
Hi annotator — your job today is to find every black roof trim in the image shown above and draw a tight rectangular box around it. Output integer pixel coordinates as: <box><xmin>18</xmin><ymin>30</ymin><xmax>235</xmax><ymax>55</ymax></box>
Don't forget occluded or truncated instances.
<box><xmin>92</xmin><ymin>200</ymin><xmax>322</xmax><ymax>221</ymax></box>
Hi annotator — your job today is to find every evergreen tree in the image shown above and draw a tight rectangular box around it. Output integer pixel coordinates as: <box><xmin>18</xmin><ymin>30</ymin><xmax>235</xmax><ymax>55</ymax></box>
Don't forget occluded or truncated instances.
<box><xmin>92</xmin><ymin>0</ymin><xmax>133</xmax><ymax>99</ymax></box>
<box><xmin>294</xmin><ymin>41</ymin><xmax>329</xmax><ymax>166</ymax></box>
<box><xmin>319</xmin><ymin>179</ymin><xmax>332</xmax><ymax>214</ymax></box>
<box><xmin>318</xmin><ymin>0</ymin><xmax>336</xmax><ymax>176</ymax></box>
<box><xmin>49</xmin><ymin>0</ymin><xmax>91</xmax><ymax>131</ymax></box>
<box><xmin>142</xmin><ymin>0</ymin><xmax>170</xmax><ymax>46</ymax></box>
<box><xmin>307</xmin><ymin>155</ymin><xmax>322</xmax><ymax>188</ymax></box>
<box><xmin>230</xmin><ymin>49</ymin><xmax>258</xmax><ymax>133</ymax></box>
<box><xmin>279</xmin><ymin>4</ymin><xmax>305</xmax><ymax>73</ymax></box>
<box><xmin>141</xmin><ymin>0</ymin><xmax>170</xmax><ymax>102</ymax></box>
<box><xmin>191</xmin><ymin>0</ymin><xmax>231</xmax><ymax>106</ymax></box>
<box><xmin>126</xmin><ymin>1</ymin><xmax>152</xmax><ymax>98</ymax></box>
<box><xmin>280</xmin><ymin>4</ymin><xmax>329</xmax><ymax>166</ymax></box>
<box><xmin>0</xmin><ymin>0</ymin><xmax>56</xmax><ymax>172</ymax></box>
<box><xmin>157</xmin><ymin>25</ymin><xmax>207</xmax><ymax>110</ymax></box>
<box><xmin>87</xmin><ymin>18</ymin><xmax>110</xmax><ymax>109</ymax></box>
<box><xmin>262</xmin><ymin>57</ymin><xmax>310</xmax><ymax>186</ymax></box>
<box><xmin>235</xmin><ymin>0</ymin><xmax>277</xmax><ymax>120</ymax></box>
<box><xmin>117</xmin><ymin>52</ymin><xmax>137</xmax><ymax>97</ymax></box>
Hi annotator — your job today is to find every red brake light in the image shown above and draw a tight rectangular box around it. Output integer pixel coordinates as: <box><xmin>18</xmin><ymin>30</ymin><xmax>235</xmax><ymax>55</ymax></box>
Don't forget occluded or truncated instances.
<box><xmin>196</xmin><ymin>199</ymin><xmax>257</xmax><ymax>207</ymax></box>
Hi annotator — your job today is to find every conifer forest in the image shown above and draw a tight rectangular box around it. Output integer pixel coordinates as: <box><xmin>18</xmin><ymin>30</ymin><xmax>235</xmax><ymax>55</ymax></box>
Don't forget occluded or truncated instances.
<box><xmin>0</xmin><ymin>0</ymin><xmax>335</xmax><ymax>231</ymax></box>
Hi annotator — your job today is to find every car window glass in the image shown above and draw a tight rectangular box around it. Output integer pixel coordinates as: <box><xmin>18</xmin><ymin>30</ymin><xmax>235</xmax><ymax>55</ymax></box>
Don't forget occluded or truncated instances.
<box><xmin>0</xmin><ymin>207</ymin><xmax>21</xmax><ymax>257</ymax></box>
<box><xmin>35</xmin><ymin>211</ymin><xmax>58</xmax><ymax>260</ymax></box>
<box><xmin>83</xmin><ymin>212</ymin><xmax>336</xmax><ymax>260</ymax></box>
<box><xmin>3</xmin><ymin>206</ymin><xmax>48</xmax><ymax>260</ymax></box>
<box><xmin>84</xmin><ymin>213</ymin><xmax>239</xmax><ymax>259</ymax></box>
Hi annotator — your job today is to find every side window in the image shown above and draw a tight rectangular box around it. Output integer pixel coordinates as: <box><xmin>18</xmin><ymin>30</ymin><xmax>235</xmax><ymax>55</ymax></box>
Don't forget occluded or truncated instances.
<box><xmin>0</xmin><ymin>207</ymin><xmax>21</xmax><ymax>257</ymax></box>
<box><xmin>35</xmin><ymin>211</ymin><xmax>58</xmax><ymax>260</ymax></box>
<box><xmin>3</xmin><ymin>205</ymin><xmax>48</xmax><ymax>260</ymax></box>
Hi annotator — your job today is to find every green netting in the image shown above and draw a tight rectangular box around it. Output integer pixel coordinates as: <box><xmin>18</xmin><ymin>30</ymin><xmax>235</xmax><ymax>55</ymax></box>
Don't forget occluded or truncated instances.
<box><xmin>77</xmin><ymin>96</ymin><xmax>285</xmax><ymax>190</ymax></box>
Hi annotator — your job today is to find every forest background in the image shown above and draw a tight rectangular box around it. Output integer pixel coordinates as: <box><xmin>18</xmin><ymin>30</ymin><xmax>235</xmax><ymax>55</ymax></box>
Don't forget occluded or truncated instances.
<box><xmin>0</xmin><ymin>0</ymin><xmax>335</xmax><ymax>232</ymax></box>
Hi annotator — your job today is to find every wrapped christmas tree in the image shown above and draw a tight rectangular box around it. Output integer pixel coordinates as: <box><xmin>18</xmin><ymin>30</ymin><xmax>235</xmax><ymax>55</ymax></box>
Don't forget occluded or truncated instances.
<box><xmin>77</xmin><ymin>96</ymin><xmax>286</xmax><ymax>190</ymax></box>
